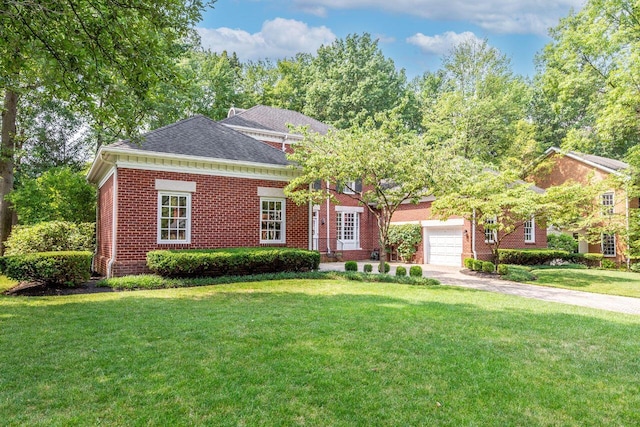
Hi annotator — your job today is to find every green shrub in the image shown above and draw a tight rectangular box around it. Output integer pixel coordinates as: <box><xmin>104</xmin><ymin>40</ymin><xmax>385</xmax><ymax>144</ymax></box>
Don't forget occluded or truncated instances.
<box><xmin>388</xmin><ymin>224</ymin><xmax>422</xmax><ymax>262</ymax></box>
<box><xmin>497</xmin><ymin>264</ymin><xmax>509</xmax><ymax>276</ymax></box>
<box><xmin>147</xmin><ymin>247</ymin><xmax>320</xmax><ymax>278</ymax></box>
<box><xmin>547</xmin><ymin>233</ymin><xmax>578</xmax><ymax>253</ymax></box>
<box><xmin>482</xmin><ymin>261</ymin><xmax>495</xmax><ymax>273</ymax></box>
<box><xmin>601</xmin><ymin>258</ymin><xmax>617</xmax><ymax>269</ymax></box>
<box><xmin>395</xmin><ymin>266</ymin><xmax>407</xmax><ymax>277</ymax></box>
<box><xmin>472</xmin><ymin>259</ymin><xmax>484</xmax><ymax>271</ymax></box>
<box><xmin>363</xmin><ymin>263</ymin><xmax>373</xmax><ymax>273</ymax></box>
<box><xmin>344</xmin><ymin>261</ymin><xmax>358</xmax><ymax>271</ymax></box>
<box><xmin>630</xmin><ymin>263</ymin><xmax>640</xmax><ymax>273</ymax></box>
<box><xmin>498</xmin><ymin>249</ymin><xmax>581</xmax><ymax>266</ymax></box>
<box><xmin>378</xmin><ymin>262</ymin><xmax>390</xmax><ymax>273</ymax></box>
<box><xmin>409</xmin><ymin>265</ymin><xmax>422</xmax><ymax>277</ymax></box>
<box><xmin>4</xmin><ymin>221</ymin><xmax>95</xmax><ymax>255</ymax></box>
<box><xmin>2</xmin><ymin>251</ymin><xmax>92</xmax><ymax>287</ymax></box>
<box><xmin>463</xmin><ymin>258</ymin><xmax>475</xmax><ymax>269</ymax></box>
<box><xmin>583</xmin><ymin>253</ymin><xmax>604</xmax><ymax>268</ymax></box>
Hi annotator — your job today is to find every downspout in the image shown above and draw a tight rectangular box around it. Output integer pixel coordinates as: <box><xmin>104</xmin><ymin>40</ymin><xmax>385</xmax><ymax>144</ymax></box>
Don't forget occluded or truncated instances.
<box><xmin>626</xmin><ymin>183</ymin><xmax>631</xmax><ymax>270</ymax></box>
<box><xmin>282</xmin><ymin>135</ymin><xmax>288</xmax><ymax>151</ymax></box>
<box><xmin>472</xmin><ymin>209</ymin><xmax>478</xmax><ymax>260</ymax></box>
<box><xmin>326</xmin><ymin>180</ymin><xmax>331</xmax><ymax>254</ymax></box>
<box><xmin>308</xmin><ymin>183</ymin><xmax>313</xmax><ymax>251</ymax></box>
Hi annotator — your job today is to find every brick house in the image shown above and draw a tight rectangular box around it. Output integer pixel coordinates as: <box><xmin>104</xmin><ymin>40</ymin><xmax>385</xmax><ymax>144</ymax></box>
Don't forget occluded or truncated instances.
<box><xmin>88</xmin><ymin>108</ymin><xmax>378</xmax><ymax>277</ymax></box>
<box><xmin>533</xmin><ymin>147</ymin><xmax>637</xmax><ymax>265</ymax></box>
<box><xmin>389</xmin><ymin>194</ymin><xmax>548</xmax><ymax>266</ymax></box>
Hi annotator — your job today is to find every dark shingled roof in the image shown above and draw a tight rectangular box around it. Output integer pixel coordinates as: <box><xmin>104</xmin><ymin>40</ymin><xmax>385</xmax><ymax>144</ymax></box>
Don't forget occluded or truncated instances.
<box><xmin>569</xmin><ymin>151</ymin><xmax>629</xmax><ymax>172</ymax></box>
<box><xmin>111</xmin><ymin>115</ymin><xmax>289</xmax><ymax>166</ymax></box>
<box><xmin>221</xmin><ymin>105</ymin><xmax>330</xmax><ymax>135</ymax></box>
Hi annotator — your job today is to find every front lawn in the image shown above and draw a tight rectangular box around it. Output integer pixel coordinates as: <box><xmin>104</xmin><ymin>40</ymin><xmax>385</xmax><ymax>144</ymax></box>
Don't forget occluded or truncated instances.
<box><xmin>516</xmin><ymin>265</ymin><xmax>640</xmax><ymax>298</ymax></box>
<box><xmin>1</xmin><ymin>279</ymin><xmax>639</xmax><ymax>425</ymax></box>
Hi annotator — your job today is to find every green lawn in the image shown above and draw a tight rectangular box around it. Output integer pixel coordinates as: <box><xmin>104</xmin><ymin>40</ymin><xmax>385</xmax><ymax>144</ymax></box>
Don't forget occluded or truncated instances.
<box><xmin>518</xmin><ymin>265</ymin><xmax>640</xmax><ymax>298</ymax></box>
<box><xmin>1</xmin><ymin>279</ymin><xmax>639</xmax><ymax>426</ymax></box>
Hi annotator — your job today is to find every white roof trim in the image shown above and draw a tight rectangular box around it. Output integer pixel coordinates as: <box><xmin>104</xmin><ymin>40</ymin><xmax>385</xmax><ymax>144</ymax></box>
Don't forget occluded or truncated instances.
<box><xmin>222</xmin><ymin>123</ymin><xmax>304</xmax><ymax>141</ymax></box>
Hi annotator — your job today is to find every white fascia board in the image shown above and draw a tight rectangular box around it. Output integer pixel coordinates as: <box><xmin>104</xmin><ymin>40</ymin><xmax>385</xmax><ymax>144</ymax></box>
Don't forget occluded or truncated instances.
<box><xmin>222</xmin><ymin>124</ymin><xmax>304</xmax><ymax>142</ymax></box>
<box><xmin>421</xmin><ymin>218</ymin><xmax>465</xmax><ymax>227</ymax></box>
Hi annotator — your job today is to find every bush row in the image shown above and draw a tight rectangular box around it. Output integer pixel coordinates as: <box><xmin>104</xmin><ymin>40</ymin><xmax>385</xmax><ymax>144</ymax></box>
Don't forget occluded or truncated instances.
<box><xmin>1</xmin><ymin>251</ymin><xmax>92</xmax><ymax>287</ymax></box>
<box><xmin>147</xmin><ymin>247</ymin><xmax>320</xmax><ymax>278</ymax></box>
<box><xmin>4</xmin><ymin>221</ymin><xmax>95</xmax><ymax>255</ymax></box>
<box><xmin>464</xmin><ymin>258</ymin><xmax>495</xmax><ymax>273</ymax></box>
<box><xmin>344</xmin><ymin>262</ymin><xmax>423</xmax><ymax>277</ymax></box>
<box><xmin>498</xmin><ymin>249</ymin><xmax>603</xmax><ymax>267</ymax></box>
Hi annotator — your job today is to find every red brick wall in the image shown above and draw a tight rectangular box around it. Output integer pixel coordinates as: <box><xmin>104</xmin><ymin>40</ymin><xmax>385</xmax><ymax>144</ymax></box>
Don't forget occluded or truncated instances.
<box><xmin>94</xmin><ymin>174</ymin><xmax>114</xmax><ymax>275</ymax></box>
<box><xmin>102</xmin><ymin>168</ymin><xmax>309</xmax><ymax>276</ymax></box>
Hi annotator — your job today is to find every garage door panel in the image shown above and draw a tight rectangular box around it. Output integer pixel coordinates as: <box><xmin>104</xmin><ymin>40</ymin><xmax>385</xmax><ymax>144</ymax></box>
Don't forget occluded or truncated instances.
<box><xmin>426</xmin><ymin>227</ymin><xmax>463</xmax><ymax>266</ymax></box>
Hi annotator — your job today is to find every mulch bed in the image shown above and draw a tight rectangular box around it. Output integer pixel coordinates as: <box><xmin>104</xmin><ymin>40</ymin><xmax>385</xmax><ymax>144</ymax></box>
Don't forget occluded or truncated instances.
<box><xmin>4</xmin><ymin>277</ymin><xmax>116</xmax><ymax>297</ymax></box>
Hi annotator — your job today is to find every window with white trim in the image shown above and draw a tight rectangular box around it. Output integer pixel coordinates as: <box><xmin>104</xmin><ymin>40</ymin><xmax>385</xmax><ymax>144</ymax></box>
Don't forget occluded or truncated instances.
<box><xmin>158</xmin><ymin>193</ymin><xmax>191</xmax><ymax>243</ymax></box>
<box><xmin>260</xmin><ymin>198</ymin><xmax>286</xmax><ymax>243</ymax></box>
<box><xmin>484</xmin><ymin>217</ymin><xmax>497</xmax><ymax>243</ymax></box>
<box><xmin>337</xmin><ymin>211</ymin><xmax>360</xmax><ymax>249</ymax></box>
<box><xmin>524</xmin><ymin>217</ymin><xmax>535</xmax><ymax>243</ymax></box>
<box><xmin>601</xmin><ymin>192</ymin><xmax>614</xmax><ymax>215</ymax></box>
<box><xmin>602</xmin><ymin>233</ymin><xmax>616</xmax><ymax>257</ymax></box>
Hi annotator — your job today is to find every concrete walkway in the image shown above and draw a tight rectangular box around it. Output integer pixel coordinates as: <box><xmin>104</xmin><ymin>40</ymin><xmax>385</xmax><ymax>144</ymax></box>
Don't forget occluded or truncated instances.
<box><xmin>319</xmin><ymin>261</ymin><xmax>640</xmax><ymax>315</ymax></box>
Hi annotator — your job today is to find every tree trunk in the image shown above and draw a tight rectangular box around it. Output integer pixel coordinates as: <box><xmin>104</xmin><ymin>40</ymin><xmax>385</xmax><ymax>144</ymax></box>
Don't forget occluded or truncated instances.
<box><xmin>0</xmin><ymin>89</ymin><xmax>18</xmax><ymax>254</ymax></box>
<box><xmin>378</xmin><ymin>206</ymin><xmax>390</xmax><ymax>274</ymax></box>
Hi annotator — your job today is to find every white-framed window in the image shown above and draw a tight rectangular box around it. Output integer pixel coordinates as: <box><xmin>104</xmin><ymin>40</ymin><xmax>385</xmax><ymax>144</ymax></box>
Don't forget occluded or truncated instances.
<box><xmin>260</xmin><ymin>198</ymin><xmax>286</xmax><ymax>243</ymax></box>
<box><xmin>158</xmin><ymin>192</ymin><xmax>191</xmax><ymax>244</ymax></box>
<box><xmin>601</xmin><ymin>192</ymin><xmax>614</xmax><ymax>215</ymax></box>
<box><xmin>484</xmin><ymin>217</ymin><xmax>497</xmax><ymax>243</ymax></box>
<box><xmin>524</xmin><ymin>217</ymin><xmax>535</xmax><ymax>243</ymax></box>
<box><xmin>342</xmin><ymin>180</ymin><xmax>357</xmax><ymax>194</ymax></box>
<box><xmin>602</xmin><ymin>233</ymin><xmax>616</xmax><ymax>257</ymax></box>
<box><xmin>336</xmin><ymin>211</ymin><xmax>360</xmax><ymax>250</ymax></box>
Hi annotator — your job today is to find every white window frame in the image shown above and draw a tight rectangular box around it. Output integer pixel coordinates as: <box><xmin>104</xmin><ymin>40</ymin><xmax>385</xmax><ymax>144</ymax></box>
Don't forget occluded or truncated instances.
<box><xmin>601</xmin><ymin>192</ymin><xmax>614</xmax><ymax>216</ymax></box>
<box><xmin>484</xmin><ymin>217</ymin><xmax>497</xmax><ymax>243</ymax></box>
<box><xmin>157</xmin><ymin>192</ymin><xmax>191</xmax><ymax>244</ymax></box>
<box><xmin>602</xmin><ymin>233</ymin><xmax>616</xmax><ymax>257</ymax></box>
<box><xmin>260</xmin><ymin>197</ymin><xmax>286</xmax><ymax>244</ymax></box>
<box><xmin>524</xmin><ymin>217</ymin><xmax>535</xmax><ymax>243</ymax></box>
<box><xmin>342</xmin><ymin>180</ymin><xmax>357</xmax><ymax>195</ymax></box>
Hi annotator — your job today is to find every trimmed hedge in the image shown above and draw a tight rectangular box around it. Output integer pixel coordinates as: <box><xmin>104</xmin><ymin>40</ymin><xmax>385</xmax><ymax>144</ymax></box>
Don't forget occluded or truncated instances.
<box><xmin>498</xmin><ymin>249</ymin><xmax>581</xmax><ymax>266</ymax></box>
<box><xmin>497</xmin><ymin>264</ymin><xmax>509</xmax><ymax>276</ymax></box>
<box><xmin>395</xmin><ymin>266</ymin><xmax>407</xmax><ymax>277</ymax></box>
<box><xmin>409</xmin><ymin>265</ymin><xmax>423</xmax><ymax>277</ymax></box>
<box><xmin>2</xmin><ymin>251</ymin><xmax>92</xmax><ymax>287</ymax></box>
<box><xmin>345</xmin><ymin>261</ymin><xmax>358</xmax><ymax>271</ymax></box>
<box><xmin>378</xmin><ymin>262</ymin><xmax>390</xmax><ymax>273</ymax></box>
<box><xmin>146</xmin><ymin>247</ymin><xmax>320</xmax><ymax>278</ymax></box>
<box><xmin>482</xmin><ymin>261</ymin><xmax>495</xmax><ymax>273</ymax></box>
<box><xmin>363</xmin><ymin>264</ymin><xmax>373</xmax><ymax>273</ymax></box>
<box><xmin>463</xmin><ymin>258</ymin><xmax>474</xmax><ymax>269</ymax></box>
<box><xmin>4</xmin><ymin>221</ymin><xmax>95</xmax><ymax>255</ymax></box>
<box><xmin>472</xmin><ymin>259</ymin><xmax>484</xmax><ymax>271</ymax></box>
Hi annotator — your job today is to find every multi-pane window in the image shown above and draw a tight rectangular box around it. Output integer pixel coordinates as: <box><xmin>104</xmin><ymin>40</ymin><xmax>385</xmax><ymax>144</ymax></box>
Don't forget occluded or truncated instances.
<box><xmin>602</xmin><ymin>233</ymin><xmax>616</xmax><ymax>257</ymax></box>
<box><xmin>601</xmin><ymin>192</ymin><xmax>614</xmax><ymax>215</ymax></box>
<box><xmin>337</xmin><ymin>211</ymin><xmax>360</xmax><ymax>249</ymax></box>
<box><xmin>261</xmin><ymin>198</ymin><xmax>285</xmax><ymax>243</ymax></box>
<box><xmin>524</xmin><ymin>217</ymin><xmax>535</xmax><ymax>243</ymax></box>
<box><xmin>484</xmin><ymin>217</ymin><xmax>497</xmax><ymax>243</ymax></box>
<box><xmin>158</xmin><ymin>193</ymin><xmax>190</xmax><ymax>243</ymax></box>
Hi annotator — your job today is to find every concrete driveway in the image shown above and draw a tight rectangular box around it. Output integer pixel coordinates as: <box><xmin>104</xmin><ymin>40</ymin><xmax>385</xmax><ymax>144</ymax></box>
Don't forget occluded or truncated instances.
<box><xmin>319</xmin><ymin>261</ymin><xmax>640</xmax><ymax>315</ymax></box>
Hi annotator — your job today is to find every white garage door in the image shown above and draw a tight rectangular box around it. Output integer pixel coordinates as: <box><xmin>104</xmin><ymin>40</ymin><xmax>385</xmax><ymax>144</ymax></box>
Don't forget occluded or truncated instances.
<box><xmin>426</xmin><ymin>227</ymin><xmax>463</xmax><ymax>266</ymax></box>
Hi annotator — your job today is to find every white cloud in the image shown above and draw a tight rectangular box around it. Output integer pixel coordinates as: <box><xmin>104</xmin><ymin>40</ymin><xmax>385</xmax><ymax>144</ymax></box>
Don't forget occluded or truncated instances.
<box><xmin>407</xmin><ymin>31</ymin><xmax>482</xmax><ymax>55</ymax></box>
<box><xmin>293</xmin><ymin>0</ymin><xmax>585</xmax><ymax>35</ymax></box>
<box><xmin>196</xmin><ymin>18</ymin><xmax>336</xmax><ymax>60</ymax></box>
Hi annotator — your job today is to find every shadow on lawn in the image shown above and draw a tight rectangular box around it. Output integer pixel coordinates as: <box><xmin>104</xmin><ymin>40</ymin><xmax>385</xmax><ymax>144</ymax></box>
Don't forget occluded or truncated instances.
<box><xmin>533</xmin><ymin>269</ymin><xmax>637</xmax><ymax>288</ymax></box>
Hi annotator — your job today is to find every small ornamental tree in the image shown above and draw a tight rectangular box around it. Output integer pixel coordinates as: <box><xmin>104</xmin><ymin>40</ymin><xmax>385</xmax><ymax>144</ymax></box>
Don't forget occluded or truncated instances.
<box><xmin>388</xmin><ymin>224</ymin><xmax>422</xmax><ymax>262</ymax></box>
<box><xmin>285</xmin><ymin>113</ymin><xmax>442</xmax><ymax>273</ymax></box>
<box><xmin>432</xmin><ymin>169</ymin><xmax>604</xmax><ymax>264</ymax></box>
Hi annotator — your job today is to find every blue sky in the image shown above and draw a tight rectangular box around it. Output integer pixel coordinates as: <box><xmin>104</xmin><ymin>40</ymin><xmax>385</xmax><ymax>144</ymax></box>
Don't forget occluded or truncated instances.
<box><xmin>197</xmin><ymin>0</ymin><xmax>585</xmax><ymax>79</ymax></box>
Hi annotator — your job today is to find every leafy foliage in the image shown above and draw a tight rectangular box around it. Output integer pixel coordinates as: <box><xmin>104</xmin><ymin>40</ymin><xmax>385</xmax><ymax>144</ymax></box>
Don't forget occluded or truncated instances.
<box><xmin>498</xmin><ymin>249</ymin><xmax>581</xmax><ymax>266</ymax></box>
<box><xmin>345</xmin><ymin>261</ymin><xmax>358</xmax><ymax>272</ymax></box>
<box><xmin>378</xmin><ymin>262</ymin><xmax>391</xmax><ymax>273</ymax></box>
<box><xmin>4</xmin><ymin>221</ymin><xmax>94</xmax><ymax>256</ymax></box>
<box><xmin>2</xmin><ymin>251</ymin><xmax>92</xmax><ymax>287</ymax></box>
<box><xmin>395</xmin><ymin>266</ymin><xmax>407</xmax><ymax>277</ymax></box>
<box><xmin>547</xmin><ymin>233</ymin><xmax>579</xmax><ymax>253</ymax></box>
<box><xmin>147</xmin><ymin>247</ymin><xmax>320</xmax><ymax>278</ymax></box>
<box><xmin>409</xmin><ymin>265</ymin><xmax>423</xmax><ymax>277</ymax></box>
<box><xmin>7</xmin><ymin>167</ymin><xmax>96</xmax><ymax>224</ymax></box>
<box><xmin>482</xmin><ymin>261</ymin><xmax>496</xmax><ymax>273</ymax></box>
<box><xmin>363</xmin><ymin>263</ymin><xmax>373</xmax><ymax>273</ymax></box>
<box><xmin>388</xmin><ymin>224</ymin><xmax>422</xmax><ymax>262</ymax></box>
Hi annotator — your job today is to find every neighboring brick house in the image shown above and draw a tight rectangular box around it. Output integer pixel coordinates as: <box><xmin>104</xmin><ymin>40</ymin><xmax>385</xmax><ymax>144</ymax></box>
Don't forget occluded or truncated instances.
<box><xmin>390</xmin><ymin>194</ymin><xmax>547</xmax><ymax>266</ymax></box>
<box><xmin>533</xmin><ymin>147</ymin><xmax>637</xmax><ymax>265</ymax></box>
<box><xmin>88</xmin><ymin>108</ymin><xmax>379</xmax><ymax>277</ymax></box>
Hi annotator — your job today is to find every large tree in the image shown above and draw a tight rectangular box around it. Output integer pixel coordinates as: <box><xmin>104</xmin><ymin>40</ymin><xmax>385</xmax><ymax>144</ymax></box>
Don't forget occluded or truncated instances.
<box><xmin>303</xmin><ymin>34</ymin><xmax>414</xmax><ymax>129</ymax></box>
<box><xmin>0</xmin><ymin>0</ymin><xmax>213</xmax><ymax>251</ymax></box>
<box><xmin>284</xmin><ymin>113</ymin><xmax>444</xmax><ymax>272</ymax></box>
<box><xmin>420</xmin><ymin>39</ymin><xmax>531</xmax><ymax>165</ymax></box>
<box><xmin>535</xmin><ymin>0</ymin><xmax>640</xmax><ymax>159</ymax></box>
